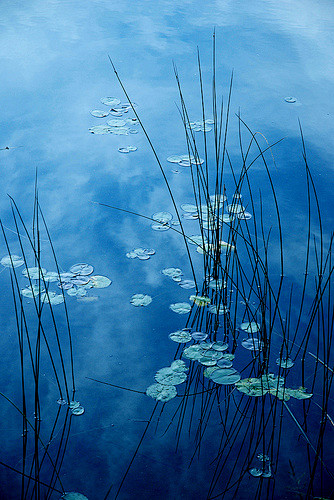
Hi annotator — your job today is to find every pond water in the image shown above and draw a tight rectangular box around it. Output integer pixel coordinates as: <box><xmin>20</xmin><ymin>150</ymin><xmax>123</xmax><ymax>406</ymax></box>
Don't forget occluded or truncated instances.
<box><xmin>0</xmin><ymin>1</ymin><xmax>333</xmax><ymax>499</ymax></box>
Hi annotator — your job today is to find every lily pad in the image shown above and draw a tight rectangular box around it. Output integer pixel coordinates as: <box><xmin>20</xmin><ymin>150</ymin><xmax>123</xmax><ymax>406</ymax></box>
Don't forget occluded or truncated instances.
<box><xmin>170</xmin><ymin>360</ymin><xmax>188</xmax><ymax>372</ymax></box>
<box><xmin>179</xmin><ymin>279</ymin><xmax>196</xmax><ymax>289</ymax></box>
<box><xmin>89</xmin><ymin>275</ymin><xmax>111</xmax><ymax>288</ymax></box>
<box><xmin>40</xmin><ymin>292</ymin><xmax>64</xmax><ymax>305</ymax></box>
<box><xmin>89</xmin><ymin>125</ymin><xmax>111</xmax><ymax>134</ymax></box>
<box><xmin>71</xmin><ymin>406</ymin><xmax>85</xmax><ymax>415</ymax></box>
<box><xmin>208</xmin><ymin>304</ymin><xmax>228</xmax><ymax>315</ymax></box>
<box><xmin>70</xmin><ymin>263</ymin><xmax>94</xmax><ymax>276</ymax></box>
<box><xmin>90</xmin><ymin>109</ymin><xmax>109</xmax><ymax>118</ymax></box>
<box><xmin>209</xmin><ymin>369</ymin><xmax>240</xmax><ymax>385</ymax></box>
<box><xmin>100</xmin><ymin>97</ymin><xmax>121</xmax><ymax>107</ymax></box>
<box><xmin>155</xmin><ymin>367</ymin><xmax>187</xmax><ymax>386</ymax></box>
<box><xmin>130</xmin><ymin>294</ymin><xmax>152</xmax><ymax>306</ymax></box>
<box><xmin>146</xmin><ymin>383</ymin><xmax>177</xmax><ymax>402</ymax></box>
<box><xmin>169</xmin><ymin>302</ymin><xmax>191</xmax><ymax>314</ymax></box>
<box><xmin>23</xmin><ymin>267</ymin><xmax>47</xmax><ymax>280</ymax></box>
<box><xmin>1</xmin><ymin>254</ymin><xmax>24</xmax><ymax>268</ymax></box>
<box><xmin>241</xmin><ymin>338</ymin><xmax>263</xmax><ymax>351</ymax></box>
<box><xmin>61</xmin><ymin>492</ymin><xmax>89</xmax><ymax>500</ymax></box>
<box><xmin>191</xmin><ymin>331</ymin><xmax>208</xmax><ymax>341</ymax></box>
<box><xmin>240</xmin><ymin>321</ymin><xmax>260</xmax><ymax>333</ymax></box>
<box><xmin>168</xmin><ymin>329</ymin><xmax>192</xmax><ymax>343</ymax></box>
<box><xmin>181</xmin><ymin>203</ymin><xmax>198</xmax><ymax>213</ymax></box>
<box><xmin>162</xmin><ymin>267</ymin><xmax>183</xmax><ymax>278</ymax></box>
<box><xmin>21</xmin><ymin>284</ymin><xmax>44</xmax><ymax>298</ymax></box>
<box><xmin>189</xmin><ymin>295</ymin><xmax>210</xmax><ymax>306</ymax></box>
<box><xmin>152</xmin><ymin>212</ymin><xmax>173</xmax><ymax>223</ymax></box>
<box><xmin>276</xmin><ymin>357</ymin><xmax>294</xmax><ymax>369</ymax></box>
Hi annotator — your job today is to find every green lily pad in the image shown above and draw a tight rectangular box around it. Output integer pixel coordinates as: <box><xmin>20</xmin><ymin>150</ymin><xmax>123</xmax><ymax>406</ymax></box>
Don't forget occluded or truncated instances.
<box><xmin>89</xmin><ymin>275</ymin><xmax>111</xmax><ymax>288</ymax></box>
<box><xmin>146</xmin><ymin>383</ymin><xmax>177</xmax><ymax>402</ymax></box>
<box><xmin>155</xmin><ymin>367</ymin><xmax>187</xmax><ymax>385</ymax></box>
<box><xmin>130</xmin><ymin>294</ymin><xmax>152</xmax><ymax>306</ymax></box>
<box><xmin>1</xmin><ymin>254</ymin><xmax>24</xmax><ymax>268</ymax></box>
<box><xmin>169</xmin><ymin>302</ymin><xmax>191</xmax><ymax>314</ymax></box>
<box><xmin>168</xmin><ymin>329</ymin><xmax>192</xmax><ymax>343</ymax></box>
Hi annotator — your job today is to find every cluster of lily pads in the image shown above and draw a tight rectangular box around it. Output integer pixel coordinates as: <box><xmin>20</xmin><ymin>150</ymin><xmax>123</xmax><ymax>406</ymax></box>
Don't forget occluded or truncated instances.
<box><xmin>185</xmin><ymin>118</ymin><xmax>214</xmax><ymax>132</ymax></box>
<box><xmin>162</xmin><ymin>267</ymin><xmax>195</xmax><ymax>289</ymax></box>
<box><xmin>126</xmin><ymin>248</ymin><xmax>155</xmax><ymax>260</ymax></box>
<box><xmin>235</xmin><ymin>373</ymin><xmax>312</xmax><ymax>401</ymax></box>
<box><xmin>167</xmin><ymin>154</ymin><xmax>205</xmax><ymax>167</ymax></box>
<box><xmin>146</xmin><ymin>359</ymin><xmax>188</xmax><ymax>402</ymax></box>
<box><xmin>89</xmin><ymin>97</ymin><xmax>139</xmax><ymax>136</ymax></box>
<box><xmin>1</xmin><ymin>256</ymin><xmax>111</xmax><ymax>304</ymax></box>
<box><xmin>57</xmin><ymin>398</ymin><xmax>85</xmax><ymax>416</ymax></box>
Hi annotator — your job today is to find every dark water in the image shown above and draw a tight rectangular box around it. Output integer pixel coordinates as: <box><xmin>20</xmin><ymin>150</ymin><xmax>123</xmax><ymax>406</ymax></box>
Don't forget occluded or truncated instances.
<box><xmin>0</xmin><ymin>1</ymin><xmax>333</xmax><ymax>499</ymax></box>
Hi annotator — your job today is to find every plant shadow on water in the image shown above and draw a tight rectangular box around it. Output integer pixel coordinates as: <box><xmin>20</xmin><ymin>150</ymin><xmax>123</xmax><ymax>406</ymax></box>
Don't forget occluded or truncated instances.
<box><xmin>1</xmin><ymin>35</ymin><xmax>333</xmax><ymax>500</ymax></box>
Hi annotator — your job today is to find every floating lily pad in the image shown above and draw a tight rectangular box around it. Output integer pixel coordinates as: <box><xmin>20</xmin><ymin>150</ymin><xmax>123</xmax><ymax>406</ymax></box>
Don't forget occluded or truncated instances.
<box><xmin>276</xmin><ymin>357</ymin><xmax>294</xmax><ymax>369</ymax></box>
<box><xmin>203</xmin><ymin>366</ymin><xmax>220</xmax><ymax>378</ymax></box>
<box><xmin>217</xmin><ymin>359</ymin><xmax>233</xmax><ymax>368</ymax></box>
<box><xmin>191</xmin><ymin>331</ymin><xmax>208</xmax><ymax>341</ymax></box>
<box><xmin>43</xmin><ymin>271</ymin><xmax>59</xmax><ymax>282</ymax></box>
<box><xmin>21</xmin><ymin>284</ymin><xmax>44</xmax><ymax>298</ymax></box>
<box><xmin>162</xmin><ymin>267</ymin><xmax>182</xmax><ymax>278</ymax></box>
<box><xmin>179</xmin><ymin>279</ymin><xmax>196</xmax><ymax>289</ymax></box>
<box><xmin>227</xmin><ymin>203</ymin><xmax>245</xmax><ymax>214</ymax></box>
<box><xmin>208</xmin><ymin>278</ymin><xmax>226</xmax><ymax>290</ymax></box>
<box><xmin>286</xmin><ymin>387</ymin><xmax>312</xmax><ymax>399</ymax></box>
<box><xmin>155</xmin><ymin>367</ymin><xmax>187</xmax><ymax>385</ymax></box>
<box><xmin>284</xmin><ymin>96</ymin><xmax>297</xmax><ymax>103</ymax></box>
<box><xmin>146</xmin><ymin>383</ymin><xmax>177</xmax><ymax>402</ymax></box>
<box><xmin>169</xmin><ymin>302</ymin><xmax>191</xmax><ymax>314</ymax></box>
<box><xmin>133</xmin><ymin>248</ymin><xmax>155</xmax><ymax>260</ymax></box>
<box><xmin>211</xmin><ymin>341</ymin><xmax>229</xmax><ymax>351</ymax></box>
<box><xmin>240</xmin><ymin>321</ymin><xmax>260</xmax><ymax>333</ymax></box>
<box><xmin>89</xmin><ymin>125</ymin><xmax>111</xmax><ymax>134</ymax></box>
<box><xmin>189</xmin><ymin>295</ymin><xmax>210</xmax><ymax>306</ymax></box>
<box><xmin>89</xmin><ymin>275</ymin><xmax>111</xmax><ymax>288</ymax></box>
<box><xmin>237</xmin><ymin>211</ymin><xmax>252</xmax><ymax>220</ymax></box>
<box><xmin>23</xmin><ymin>267</ymin><xmax>47</xmax><ymax>280</ymax></box>
<box><xmin>209</xmin><ymin>369</ymin><xmax>240</xmax><ymax>385</ymax></box>
<box><xmin>170</xmin><ymin>360</ymin><xmax>188</xmax><ymax>372</ymax></box>
<box><xmin>70</xmin><ymin>263</ymin><xmax>94</xmax><ymax>276</ymax></box>
<box><xmin>1</xmin><ymin>254</ymin><xmax>24</xmax><ymax>268</ymax></box>
<box><xmin>130</xmin><ymin>293</ymin><xmax>152</xmax><ymax>307</ymax></box>
<box><xmin>181</xmin><ymin>203</ymin><xmax>198</xmax><ymax>213</ymax></box>
<box><xmin>67</xmin><ymin>287</ymin><xmax>87</xmax><ymax>297</ymax></box>
<box><xmin>101</xmin><ymin>97</ymin><xmax>121</xmax><ymax>107</ymax></box>
<box><xmin>241</xmin><ymin>338</ymin><xmax>263</xmax><ymax>351</ymax></box>
<box><xmin>168</xmin><ymin>329</ymin><xmax>192</xmax><ymax>343</ymax></box>
<box><xmin>40</xmin><ymin>292</ymin><xmax>64</xmax><ymax>305</ymax></box>
<box><xmin>152</xmin><ymin>212</ymin><xmax>173</xmax><ymax>223</ymax></box>
<box><xmin>249</xmin><ymin>468</ymin><xmax>263</xmax><ymax>477</ymax></box>
<box><xmin>71</xmin><ymin>406</ymin><xmax>85</xmax><ymax>416</ymax></box>
<box><xmin>126</xmin><ymin>251</ymin><xmax>138</xmax><ymax>259</ymax></box>
<box><xmin>90</xmin><ymin>109</ymin><xmax>109</xmax><ymax>118</ymax></box>
<box><xmin>61</xmin><ymin>492</ymin><xmax>89</xmax><ymax>500</ymax></box>
<box><xmin>182</xmin><ymin>344</ymin><xmax>203</xmax><ymax>360</ymax></box>
<box><xmin>208</xmin><ymin>304</ymin><xmax>228</xmax><ymax>315</ymax></box>
<box><xmin>107</xmin><ymin>118</ymin><xmax>126</xmax><ymax>127</ymax></box>
<box><xmin>188</xmin><ymin>235</ymin><xmax>206</xmax><ymax>246</ymax></box>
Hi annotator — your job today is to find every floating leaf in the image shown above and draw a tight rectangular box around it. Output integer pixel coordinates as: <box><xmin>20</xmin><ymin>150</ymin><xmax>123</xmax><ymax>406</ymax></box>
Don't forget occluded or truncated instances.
<box><xmin>181</xmin><ymin>203</ymin><xmax>198</xmax><ymax>213</ymax></box>
<box><xmin>21</xmin><ymin>284</ymin><xmax>44</xmax><ymax>298</ymax></box>
<box><xmin>1</xmin><ymin>254</ymin><xmax>24</xmax><ymax>268</ymax></box>
<box><xmin>249</xmin><ymin>468</ymin><xmax>263</xmax><ymax>477</ymax></box>
<box><xmin>162</xmin><ymin>267</ymin><xmax>182</xmax><ymax>278</ymax></box>
<box><xmin>152</xmin><ymin>212</ymin><xmax>173</xmax><ymax>223</ymax></box>
<box><xmin>276</xmin><ymin>357</ymin><xmax>294</xmax><ymax>369</ymax></box>
<box><xmin>89</xmin><ymin>275</ymin><xmax>111</xmax><ymax>288</ymax></box>
<box><xmin>208</xmin><ymin>304</ymin><xmax>228</xmax><ymax>315</ymax></box>
<box><xmin>100</xmin><ymin>97</ymin><xmax>121</xmax><ymax>107</ymax></box>
<box><xmin>170</xmin><ymin>360</ymin><xmax>188</xmax><ymax>372</ymax></box>
<box><xmin>130</xmin><ymin>293</ymin><xmax>152</xmax><ymax>307</ymax></box>
<box><xmin>182</xmin><ymin>344</ymin><xmax>203</xmax><ymax>361</ymax></box>
<box><xmin>189</xmin><ymin>295</ymin><xmax>210</xmax><ymax>307</ymax></box>
<box><xmin>284</xmin><ymin>96</ymin><xmax>296</xmax><ymax>103</ymax></box>
<box><xmin>286</xmin><ymin>387</ymin><xmax>312</xmax><ymax>399</ymax></box>
<box><xmin>217</xmin><ymin>359</ymin><xmax>233</xmax><ymax>368</ymax></box>
<box><xmin>179</xmin><ymin>279</ymin><xmax>196</xmax><ymax>289</ymax></box>
<box><xmin>227</xmin><ymin>203</ymin><xmax>245</xmax><ymax>214</ymax></box>
<box><xmin>23</xmin><ymin>267</ymin><xmax>47</xmax><ymax>280</ymax></box>
<box><xmin>40</xmin><ymin>292</ymin><xmax>64</xmax><ymax>305</ymax></box>
<box><xmin>168</xmin><ymin>329</ymin><xmax>192</xmax><ymax>343</ymax></box>
<box><xmin>67</xmin><ymin>287</ymin><xmax>87</xmax><ymax>297</ymax></box>
<box><xmin>169</xmin><ymin>302</ymin><xmax>191</xmax><ymax>314</ymax></box>
<box><xmin>61</xmin><ymin>492</ymin><xmax>89</xmax><ymax>500</ymax></box>
<box><xmin>43</xmin><ymin>271</ymin><xmax>59</xmax><ymax>282</ymax></box>
<box><xmin>208</xmin><ymin>278</ymin><xmax>226</xmax><ymax>290</ymax></box>
<box><xmin>241</xmin><ymin>338</ymin><xmax>263</xmax><ymax>351</ymax></box>
<box><xmin>90</xmin><ymin>109</ymin><xmax>109</xmax><ymax>118</ymax></box>
<box><xmin>70</xmin><ymin>263</ymin><xmax>94</xmax><ymax>276</ymax></box>
<box><xmin>237</xmin><ymin>211</ymin><xmax>252</xmax><ymax>220</ymax></box>
<box><xmin>146</xmin><ymin>383</ymin><xmax>177</xmax><ymax>402</ymax></box>
<box><xmin>71</xmin><ymin>406</ymin><xmax>85</xmax><ymax>416</ymax></box>
<box><xmin>89</xmin><ymin>125</ymin><xmax>111</xmax><ymax>134</ymax></box>
<box><xmin>191</xmin><ymin>331</ymin><xmax>208</xmax><ymax>341</ymax></box>
<box><xmin>211</xmin><ymin>341</ymin><xmax>229</xmax><ymax>351</ymax></box>
<box><xmin>209</xmin><ymin>369</ymin><xmax>240</xmax><ymax>385</ymax></box>
<box><xmin>155</xmin><ymin>367</ymin><xmax>187</xmax><ymax>385</ymax></box>
<box><xmin>240</xmin><ymin>321</ymin><xmax>260</xmax><ymax>333</ymax></box>
<box><xmin>188</xmin><ymin>235</ymin><xmax>206</xmax><ymax>246</ymax></box>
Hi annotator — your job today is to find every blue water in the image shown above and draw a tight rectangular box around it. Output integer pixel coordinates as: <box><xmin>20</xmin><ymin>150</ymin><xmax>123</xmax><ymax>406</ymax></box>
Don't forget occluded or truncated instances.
<box><xmin>0</xmin><ymin>1</ymin><xmax>333</xmax><ymax>499</ymax></box>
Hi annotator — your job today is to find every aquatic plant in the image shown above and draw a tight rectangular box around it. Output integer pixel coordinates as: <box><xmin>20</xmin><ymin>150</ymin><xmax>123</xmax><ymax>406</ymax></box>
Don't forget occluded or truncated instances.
<box><xmin>92</xmin><ymin>36</ymin><xmax>334</xmax><ymax>499</ymax></box>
